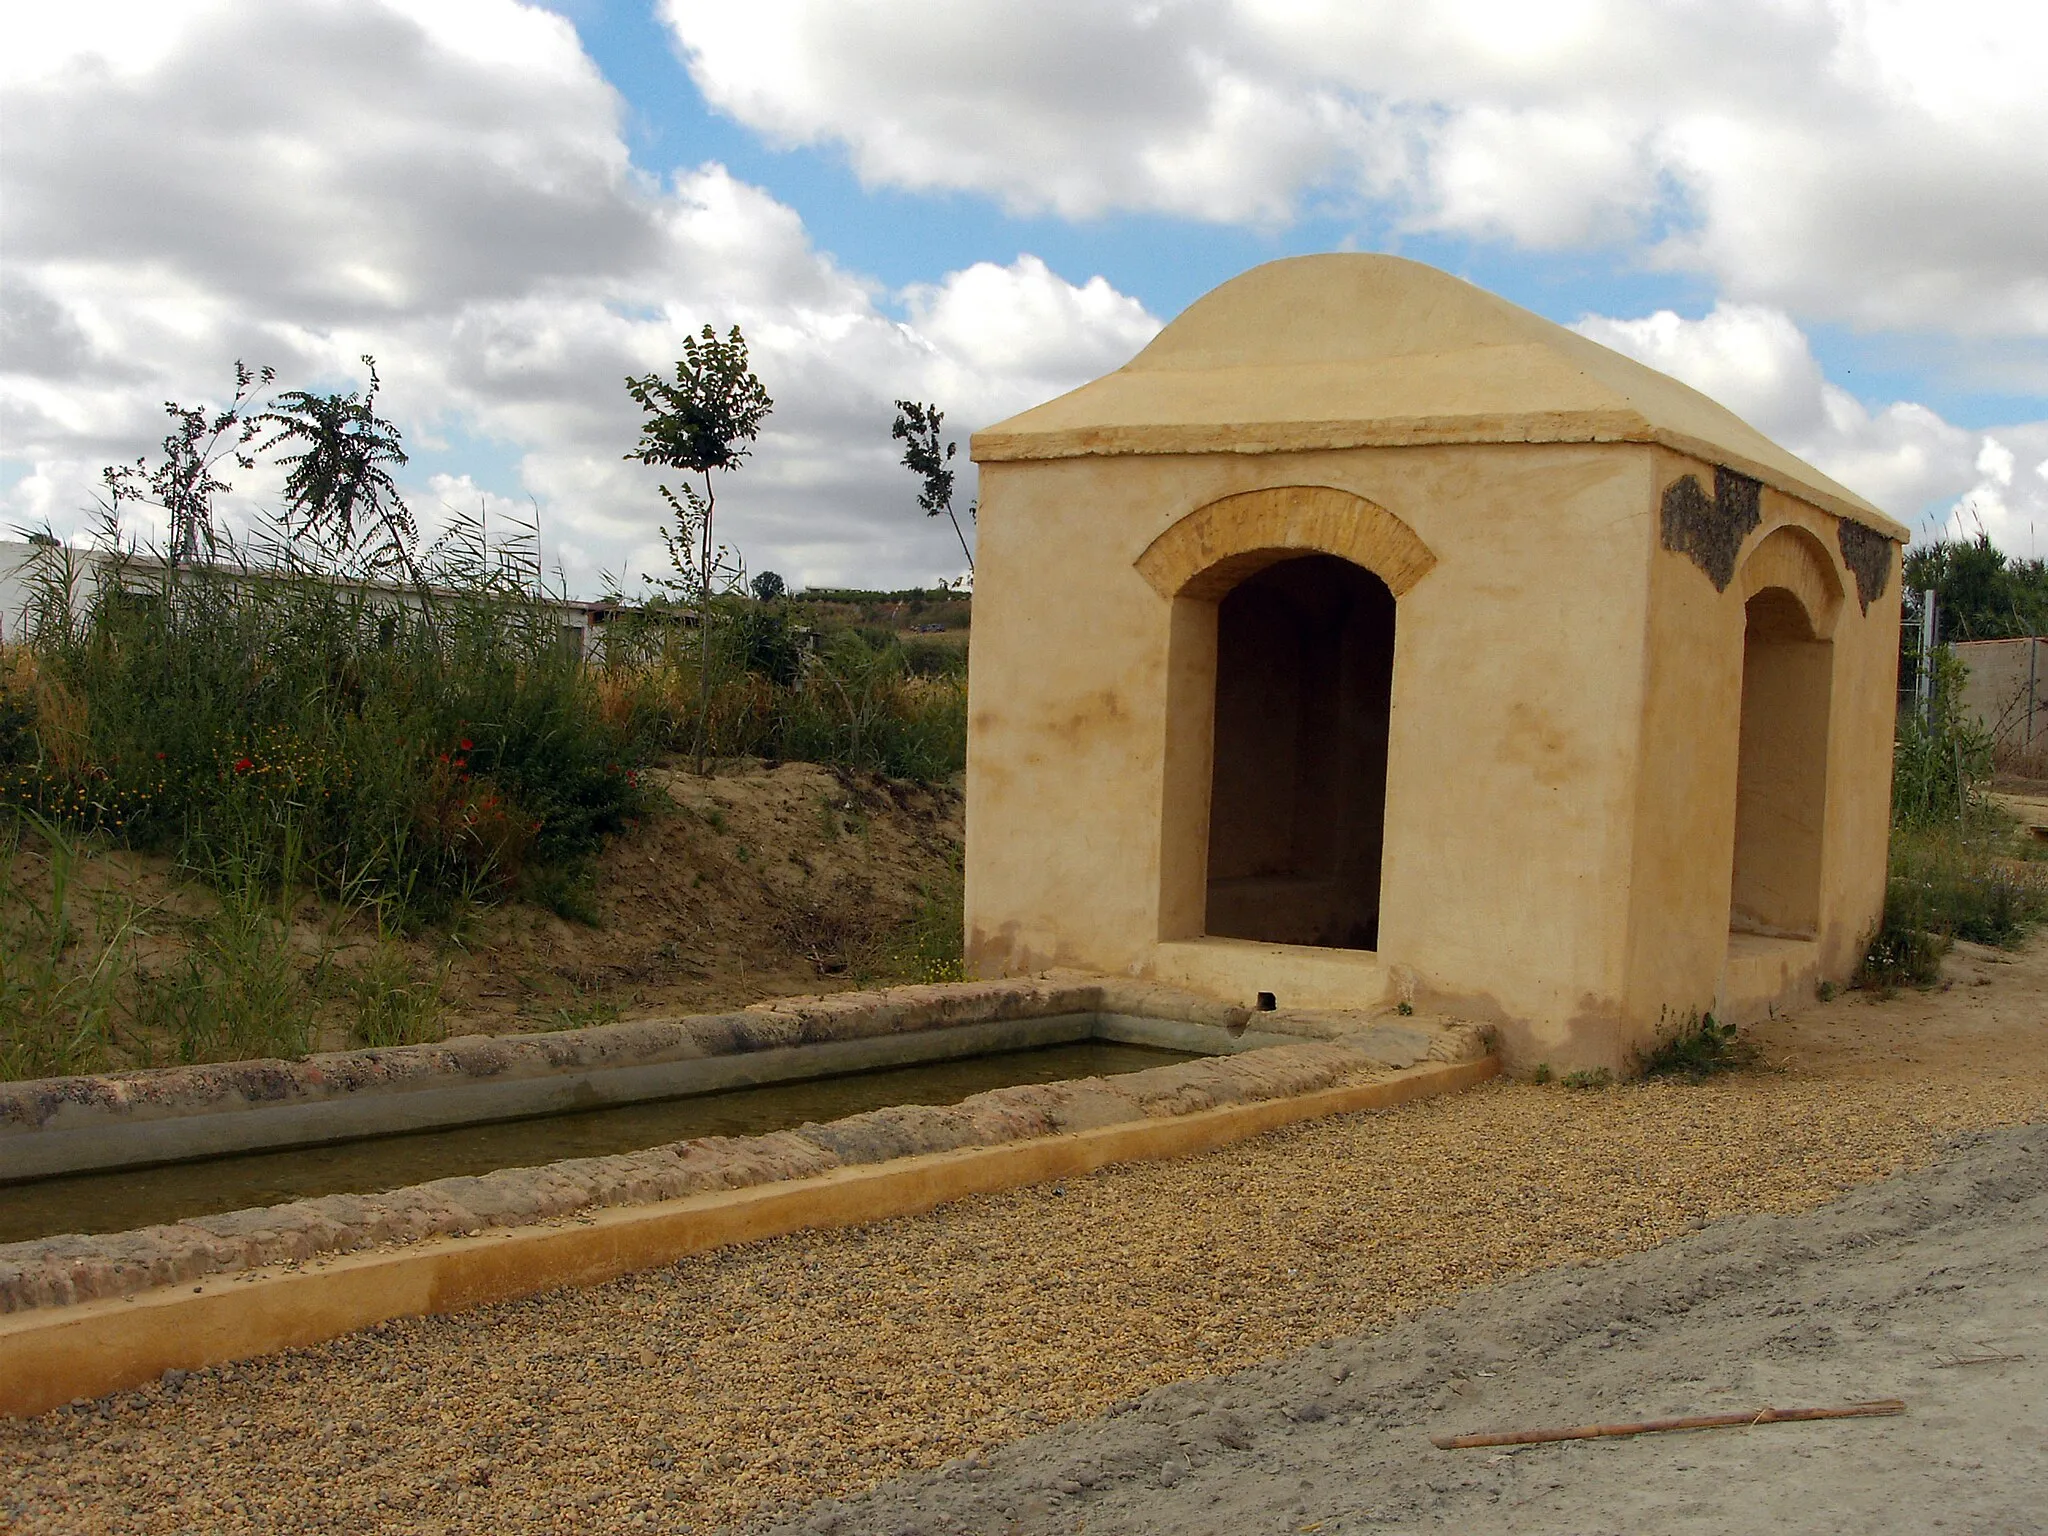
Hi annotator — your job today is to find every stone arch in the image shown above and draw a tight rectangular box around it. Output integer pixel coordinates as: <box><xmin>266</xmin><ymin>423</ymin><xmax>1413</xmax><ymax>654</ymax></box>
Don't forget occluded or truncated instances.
<box><xmin>1736</xmin><ymin>523</ymin><xmax>1844</xmax><ymax>641</ymax></box>
<box><xmin>1728</xmin><ymin>525</ymin><xmax>1841</xmax><ymax>941</ymax></box>
<box><xmin>1136</xmin><ymin>485</ymin><xmax>1437</xmax><ymax>601</ymax></box>
<box><xmin>1152</xmin><ymin>485</ymin><xmax>1428</xmax><ymax>948</ymax></box>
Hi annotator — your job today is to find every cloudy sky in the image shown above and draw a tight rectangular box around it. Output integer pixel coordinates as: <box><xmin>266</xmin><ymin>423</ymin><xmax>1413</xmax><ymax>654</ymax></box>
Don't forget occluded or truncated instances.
<box><xmin>3</xmin><ymin>0</ymin><xmax>2045</xmax><ymax>597</ymax></box>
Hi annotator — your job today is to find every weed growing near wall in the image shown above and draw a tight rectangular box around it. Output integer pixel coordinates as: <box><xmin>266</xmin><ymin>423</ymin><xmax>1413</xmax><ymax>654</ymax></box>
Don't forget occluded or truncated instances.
<box><xmin>1862</xmin><ymin>819</ymin><xmax>2048</xmax><ymax>990</ymax></box>
<box><xmin>1637</xmin><ymin>1011</ymin><xmax>1760</xmax><ymax>1081</ymax></box>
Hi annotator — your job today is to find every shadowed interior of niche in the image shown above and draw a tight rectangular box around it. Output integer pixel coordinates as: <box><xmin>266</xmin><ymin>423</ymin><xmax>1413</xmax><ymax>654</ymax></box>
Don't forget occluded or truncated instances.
<box><xmin>1205</xmin><ymin>554</ymin><xmax>1394</xmax><ymax>951</ymax></box>
<box><xmin>1730</xmin><ymin>585</ymin><xmax>1833</xmax><ymax>939</ymax></box>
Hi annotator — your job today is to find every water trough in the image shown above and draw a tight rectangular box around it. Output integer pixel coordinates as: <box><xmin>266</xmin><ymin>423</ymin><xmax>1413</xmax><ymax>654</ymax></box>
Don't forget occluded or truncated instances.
<box><xmin>0</xmin><ymin>974</ymin><xmax>1497</xmax><ymax>1417</ymax></box>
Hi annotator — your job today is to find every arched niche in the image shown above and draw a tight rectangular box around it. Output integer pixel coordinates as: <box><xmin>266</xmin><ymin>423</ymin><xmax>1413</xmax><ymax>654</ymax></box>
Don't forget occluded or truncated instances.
<box><xmin>1147</xmin><ymin>485</ymin><xmax>1436</xmax><ymax>948</ymax></box>
<box><xmin>1728</xmin><ymin>527</ymin><xmax>1842</xmax><ymax>939</ymax></box>
<box><xmin>1736</xmin><ymin>523</ymin><xmax>1844</xmax><ymax>640</ymax></box>
<box><xmin>1136</xmin><ymin>484</ymin><xmax>1437</xmax><ymax>601</ymax></box>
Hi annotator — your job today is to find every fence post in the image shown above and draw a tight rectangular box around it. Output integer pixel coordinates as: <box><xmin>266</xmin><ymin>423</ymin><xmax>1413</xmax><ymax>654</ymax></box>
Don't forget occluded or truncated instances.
<box><xmin>1915</xmin><ymin>587</ymin><xmax>1938</xmax><ymax>720</ymax></box>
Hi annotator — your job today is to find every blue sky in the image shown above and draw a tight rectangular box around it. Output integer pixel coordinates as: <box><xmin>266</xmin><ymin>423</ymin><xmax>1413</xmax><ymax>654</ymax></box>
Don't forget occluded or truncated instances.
<box><xmin>4</xmin><ymin>1</ymin><xmax>2045</xmax><ymax>591</ymax></box>
<box><xmin>566</xmin><ymin>0</ymin><xmax>2039</xmax><ymax>431</ymax></box>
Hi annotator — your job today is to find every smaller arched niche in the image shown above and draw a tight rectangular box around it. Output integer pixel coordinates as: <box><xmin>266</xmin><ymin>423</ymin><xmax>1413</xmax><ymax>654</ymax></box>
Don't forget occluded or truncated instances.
<box><xmin>1729</xmin><ymin>528</ymin><xmax>1843</xmax><ymax>940</ymax></box>
<box><xmin>1142</xmin><ymin>485</ymin><xmax>1435</xmax><ymax>952</ymax></box>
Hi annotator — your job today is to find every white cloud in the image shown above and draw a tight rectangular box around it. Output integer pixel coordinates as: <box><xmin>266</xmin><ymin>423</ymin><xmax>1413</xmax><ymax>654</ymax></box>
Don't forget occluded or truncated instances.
<box><xmin>664</xmin><ymin>0</ymin><xmax>2048</xmax><ymax>341</ymax></box>
<box><xmin>1577</xmin><ymin>304</ymin><xmax>2048</xmax><ymax>557</ymax></box>
<box><xmin>0</xmin><ymin>2</ymin><xmax>1161</xmax><ymax>593</ymax></box>
<box><xmin>660</xmin><ymin>0</ymin><xmax>1355</xmax><ymax>226</ymax></box>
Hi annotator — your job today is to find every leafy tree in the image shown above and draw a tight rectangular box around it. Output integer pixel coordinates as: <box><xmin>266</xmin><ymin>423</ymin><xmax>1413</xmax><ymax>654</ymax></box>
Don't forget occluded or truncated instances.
<box><xmin>101</xmin><ymin>362</ymin><xmax>276</xmax><ymax>563</ymax></box>
<box><xmin>255</xmin><ymin>355</ymin><xmax>417</xmax><ymax>574</ymax></box>
<box><xmin>1904</xmin><ymin>534</ymin><xmax>2048</xmax><ymax>642</ymax></box>
<box><xmin>625</xmin><ymin>325</ymin><xmax>774</xmax><ymax>610</ymax></box>
<box><xmin>892</xmin><ymin>400</ymin><xmax>974</xmax><ymax>575</ymax></box>
<box><xmin>623</xmin><ymin>325</ymin><xmax>774</xmax><ymax>754</ymax></box>
<box><xmin>750</xmin><ymin>569</ymin><xmax>786</xmax><ymax>602</ymax></box>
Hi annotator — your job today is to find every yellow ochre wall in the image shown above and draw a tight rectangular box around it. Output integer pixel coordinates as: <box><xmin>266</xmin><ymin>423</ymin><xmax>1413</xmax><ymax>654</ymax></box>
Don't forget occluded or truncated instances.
<box><xmin>1619</xmin><ymin>452</ymin><xmax>1900</xmax><ymax>1068</ymax></box>
<box><xmin>965</xmin><ymin>443</ymin><xmax>1900</xmax><ymax>1073</ymax></box>
<box><xmin>969</xmin><ymin>444</ymin><xmax>1657</xmax><ymax>1068</ymax></box>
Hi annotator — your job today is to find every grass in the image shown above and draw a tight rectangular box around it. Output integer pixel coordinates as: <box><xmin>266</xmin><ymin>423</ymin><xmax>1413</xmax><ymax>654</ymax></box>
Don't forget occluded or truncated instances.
<box><xmin>1860</xmin><ymin>812</ymin><xmax>2048</xmax><ymax>990</ymax></box>
<box><xmin>0</xmin><ymin>816</ymin><xmax>131</xmax><ymax>1079</ymax></box>
<box><xmin>598</xmin><ymin>607</ymin><xmax>967</xmax><ymax>784</ymax></box>
<box><xmin>345</xmin><ymin>929</ymin><xmax>447</xmax><ymax>1049</ymax></box>
<box><xmin>1637</xmin><ymin>1011</ymin><xmax>1760</xmax><ymax>1082</ymax></box>
<box><xmin>870</xmin><ymin>858</ymin><xmax>967</xmax><ymax>985</ymax></box>
<box><xmin>0</xmin><ymin>523</ymin><xmax>970</xmax><ymax>1082</ymax></box>
<box><xmin>0</xmin><ymin>818</ymin><xmax>334</xmax><ymax>1075</ymax></box>
<box><xmin>136</xmin><ymin>848</ymin><xmax>318</xmax><ymax>1065</ymax></box>
<box><xmin>1</xmin><ymin>526</ymin><xmax>646</xmax><ymax>923</ymax></box>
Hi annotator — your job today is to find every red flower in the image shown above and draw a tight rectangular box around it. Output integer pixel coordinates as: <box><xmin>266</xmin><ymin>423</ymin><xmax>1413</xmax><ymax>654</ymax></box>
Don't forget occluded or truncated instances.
<box><xmin>459</xmin><ymin>738</ymin><xmax>473</xmax><ymax>752</ymax></box>
<box><xmin>233</xmin><ymin>756</ymin><xmax>253</xmax><ymax>774</ymax></box>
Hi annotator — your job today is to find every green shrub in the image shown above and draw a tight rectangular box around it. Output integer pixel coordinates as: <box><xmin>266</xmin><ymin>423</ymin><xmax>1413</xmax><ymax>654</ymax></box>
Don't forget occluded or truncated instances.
<box><xmin>1637</xmin><ymin>1011</ymin><xmax>1759</xmax><ymax>1081</ymax></box>
<box><xmin>1892</xmin><ymin>648</ymin><xmax>1992</xmax><ymax>828</ymax></box>
<box><xmin>1</xmin><ymin>528</ymin><xmax>645</xmax><ymax>920</ymax></box>
<box><xmin>1862</xmin><ymin>820</ymin><xmax>2048</xmax><ymax>990</ymax></box>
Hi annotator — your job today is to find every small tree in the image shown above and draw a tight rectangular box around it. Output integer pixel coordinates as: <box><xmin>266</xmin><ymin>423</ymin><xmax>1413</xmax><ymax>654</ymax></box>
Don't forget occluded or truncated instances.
<box><xmin>750</xmin><ymin>569</ymin><xmax>786</xmax><ymax>602</ymax></box>
<box><xmin>257</xmin><ymin>355</ymin><xmax>421</xmax><ymax>583</ymax></box>
<box><xmin>102</xmin><ymin>362</ymin><xmax>276</xmax><ymax>563</ymax></box>
<box><xmin>624</xmin><ymin>324</ymin><xmax>774</xmax><ymax>751</ymax></box>
<box><xmin>892</xmin><ymin>400</ymin><xmax>974</xmax><ymax>575</ymax></box>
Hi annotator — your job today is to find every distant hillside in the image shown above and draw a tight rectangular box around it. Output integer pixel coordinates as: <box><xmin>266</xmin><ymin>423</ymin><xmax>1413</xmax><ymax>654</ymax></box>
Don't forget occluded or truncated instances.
<box><xmin>790</xmin><ymin>587</ymin><xmax>970</xmax><ymax>634</ymax></box>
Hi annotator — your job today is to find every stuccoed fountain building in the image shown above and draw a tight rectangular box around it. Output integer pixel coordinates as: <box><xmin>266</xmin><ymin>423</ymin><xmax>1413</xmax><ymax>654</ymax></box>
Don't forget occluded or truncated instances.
<box><xmin>963</xmin><ymin>254</ymin><xmax>1905</xmax><ymax>1074</ymax></box>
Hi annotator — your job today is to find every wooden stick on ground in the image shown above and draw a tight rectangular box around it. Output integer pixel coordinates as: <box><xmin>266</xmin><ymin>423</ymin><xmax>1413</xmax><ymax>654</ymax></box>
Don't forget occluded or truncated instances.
<box><xmin>1432</xmin><ymin>1399</ymin><xmax>1906</xmax><ymax>1450</ymax></box>
<box><xmin>1933</xmin><ymin>1352</ymin><xmax>2026</xmax><ymax>1368</ymax></box>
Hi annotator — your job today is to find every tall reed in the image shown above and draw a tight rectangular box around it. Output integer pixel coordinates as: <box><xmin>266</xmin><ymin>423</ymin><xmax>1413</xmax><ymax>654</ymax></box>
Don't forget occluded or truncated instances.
<box><xmin>2</xmin><ymin>516</ymin><xmax>645</xmax><ymax>921</ymax></box>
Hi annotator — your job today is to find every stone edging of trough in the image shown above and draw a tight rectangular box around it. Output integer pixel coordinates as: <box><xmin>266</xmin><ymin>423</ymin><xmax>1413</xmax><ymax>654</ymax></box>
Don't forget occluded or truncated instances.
<box><xmin>0</xmin><ymin>977</ymin><xmax>1153</xmax><ymax>1139</ymax></box>
<box><xmin>0</xmin><ymin>1015</ymin><xmax>1488</xmax><ymax>1315</ymax></box>
<box><xmin>0</xmin><ymin>1054</ymin><xmax>1498</xmax><ymax>1418</ymax></box>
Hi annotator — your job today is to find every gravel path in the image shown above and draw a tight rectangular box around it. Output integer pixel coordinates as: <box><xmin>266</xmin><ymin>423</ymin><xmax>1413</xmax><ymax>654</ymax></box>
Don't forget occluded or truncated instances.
<box><xmin>2</xmin><ymin>937</ymin><xmax>2044</xmax><ymax>1534</ymax></box>
<box><xmin>784</xmin><ymin>1124</ymin><xmax>2048</xmax><ymax>1536</ymax></box>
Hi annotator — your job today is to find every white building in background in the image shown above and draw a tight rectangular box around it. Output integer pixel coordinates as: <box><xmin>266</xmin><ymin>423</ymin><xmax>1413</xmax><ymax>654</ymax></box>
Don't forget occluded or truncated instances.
<box><xmin>0</xmin><ymin>540</ymin><xmax>641</xmax><ymax>660</ymax></box>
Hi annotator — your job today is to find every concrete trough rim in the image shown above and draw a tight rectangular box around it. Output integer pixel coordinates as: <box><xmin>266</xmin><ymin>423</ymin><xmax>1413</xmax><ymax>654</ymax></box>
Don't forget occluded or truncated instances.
<box><xmin>0</xmin><ymin>1053</ymin><xmax>1497</xmax><ymax>1419</ymax></box>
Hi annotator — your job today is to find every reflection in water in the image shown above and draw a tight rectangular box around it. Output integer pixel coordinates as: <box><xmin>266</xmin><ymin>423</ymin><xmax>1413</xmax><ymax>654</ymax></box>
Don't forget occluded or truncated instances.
<box><xmin>0</xmin><ymin>1041</ymin><xmax>1196</xmax><ymax>1244</ymax></box>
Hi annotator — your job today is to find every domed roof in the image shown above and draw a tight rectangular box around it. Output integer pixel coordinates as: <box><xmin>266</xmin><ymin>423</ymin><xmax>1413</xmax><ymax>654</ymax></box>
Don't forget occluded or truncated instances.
<box><xmin>972</xmin><ymin>254</ymin><xmax>1900</xmax><ymax>537</ymax></box>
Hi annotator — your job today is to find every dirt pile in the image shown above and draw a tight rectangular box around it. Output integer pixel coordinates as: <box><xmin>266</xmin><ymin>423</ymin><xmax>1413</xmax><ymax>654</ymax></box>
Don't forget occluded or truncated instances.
<box><xmin>0</xmin><ymin>758</ymin><xmax>963</xmax><ymax>1071</ymax></box>
<box><xmin>433</xmin><ymin>759</ymin><xmax>963</xmax><ymax>1033</ymax></box>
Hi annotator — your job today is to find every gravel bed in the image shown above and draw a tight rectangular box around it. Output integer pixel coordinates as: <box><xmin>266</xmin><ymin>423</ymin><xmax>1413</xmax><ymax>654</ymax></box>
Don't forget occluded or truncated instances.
<box><xmin>2</xmin><ymin>949</ymin><xmax>2043</xmax><ymax>1534</ymax></box>
<box><xmin>783</xmin><ymin>1124</ymin><xmax>2048</xmax><ymax>1535</ymax></box>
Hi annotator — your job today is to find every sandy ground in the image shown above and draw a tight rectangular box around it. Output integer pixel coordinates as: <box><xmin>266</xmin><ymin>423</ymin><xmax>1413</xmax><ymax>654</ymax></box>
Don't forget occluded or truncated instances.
<box><xmin>783</xmin><ymin>1125</ymin><xmax>2048</xmax><ymax>1536</ymax></box>
<box><xmin>432</xmin><ymin>759</ymin><xmax>964</xmax><ymax>1029</ymax></box>
<box><xmin>1</xmin><ymin>758</ymin><xmax>965</xmax><ymax>1069</ymax></box>
<box><xmin>0</xmin><ymin>935</ymin><xmax>2043</xmax><ymax>1534</ymax></box>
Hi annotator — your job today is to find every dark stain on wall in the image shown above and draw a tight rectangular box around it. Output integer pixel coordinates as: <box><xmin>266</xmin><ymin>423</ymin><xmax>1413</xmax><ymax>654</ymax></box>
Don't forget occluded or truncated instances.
<box><xmin>1837</xmin><ymin>518</ymin><xmax>1894</xmax><ymax>613</ymax></box>
<box><xmin>1660</xmin><ymin>467</ymin><xmax>1763</xmax><ymax>591</ymax></box>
